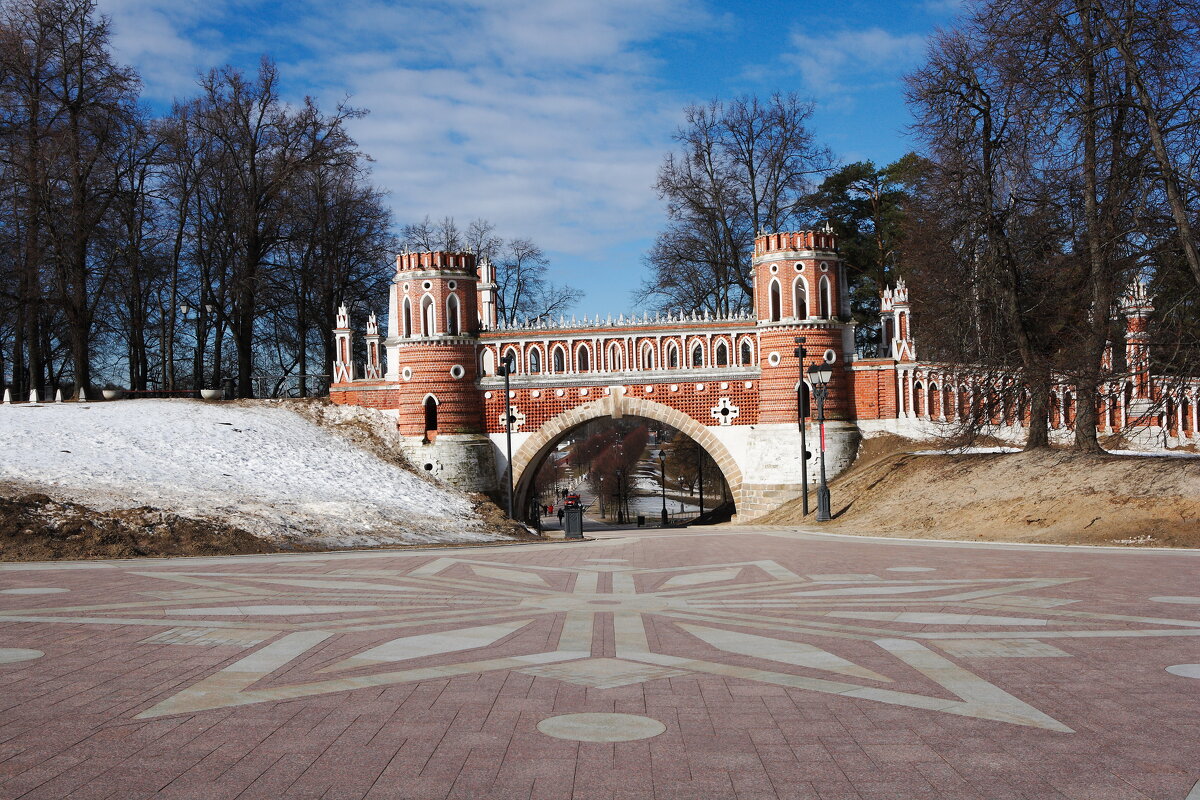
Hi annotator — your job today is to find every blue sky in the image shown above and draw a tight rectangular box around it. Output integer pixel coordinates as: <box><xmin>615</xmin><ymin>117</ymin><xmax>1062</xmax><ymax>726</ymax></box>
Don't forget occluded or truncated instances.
<box><xmin>103</xmin><ymin>0</ymin><xmax>962</xmax><ymax>316</ymax></box>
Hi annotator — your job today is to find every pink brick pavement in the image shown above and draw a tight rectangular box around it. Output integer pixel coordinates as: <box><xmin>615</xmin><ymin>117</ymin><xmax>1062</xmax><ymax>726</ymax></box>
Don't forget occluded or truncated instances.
<box><xmin>1</xmin><ymin>527</ymin><xmax>1198</xmax><ymax>799</ymax></box>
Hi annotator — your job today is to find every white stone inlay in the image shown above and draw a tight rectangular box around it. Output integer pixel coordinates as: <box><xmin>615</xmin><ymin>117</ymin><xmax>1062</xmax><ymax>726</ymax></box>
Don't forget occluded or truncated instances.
<box><xmin>886</xmin><ymin>567</ymin><xmax>935</xmax><ymax>573</ymax></box>
<box><xmin>0</xmin><ymin>648</ymin><xmax>43</xmax><ymax>664</ymax></box>
<box><xmin>660</xmin><ymin>567</ymin><xmax>741</xmax><ymax>588</ymax></box>
<box><xmin>1</xmin><ymin>587</ymin><xmax>68</xmax><ymax>595</ymax></box>
<box><xmin>826</xmin><ymin>612</ymin><xmax>1048</xmax><ymax>626</ymax></box>
<box><xmin>537</xmin><ymin>713</ymin><xmax>665</xmax><ymax>742</ymax></box>
<box><xmin>519</xmin><ymin>658</ymin><xmax>687</xmax><ymax>689</ymax></box>
<box><xmin>1166</xmin><ymin>664</ymin><xmax>1200</xmax><ymax>679</ymax></box>
<box><xmin>680</xmin><ymin>624</ymin><xmax>891</xmax><ymax>682</ymax></box>
<box><xmin>169</xmin><ymin>605</ymin><xmax>380</xmax><ymax>616</ymax></box>
<box><xmin>934</xmin><ymin>639</ymin><xmax>1069</xmax><ymax>659</ymax></box>
<box><xmin>324</xmin><ymin>620</ymin><xmax>531</xmax><ymax>672</ymax></box>
<box><xmin>1151</xmin><ymin>596</ymin><xmax>1200</xmax><ymax>605</ymax></box>
<box><xmin>471</xmin><ymin>565</ymin><xmax>549</xmax><ymax>586</ymax></box>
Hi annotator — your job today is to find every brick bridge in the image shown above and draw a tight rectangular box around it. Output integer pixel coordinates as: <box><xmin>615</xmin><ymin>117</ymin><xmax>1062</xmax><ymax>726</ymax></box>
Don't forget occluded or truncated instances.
<box><xmin>330</xmin><ymin>229</ymin><xmax>1191</xmax><ymax>521</ymax></box>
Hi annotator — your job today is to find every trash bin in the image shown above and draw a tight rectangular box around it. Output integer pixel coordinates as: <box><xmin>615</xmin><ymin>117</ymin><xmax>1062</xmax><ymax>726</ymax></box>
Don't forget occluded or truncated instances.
<box><xmin>564</xmin><ymin>506</ymin><xmax>584</xmax><ymax>539</ymax></box>
<box><xmin>637</xmin><ymin>515</ymin><xmax>645</xmax><ymax>527</ymax></box>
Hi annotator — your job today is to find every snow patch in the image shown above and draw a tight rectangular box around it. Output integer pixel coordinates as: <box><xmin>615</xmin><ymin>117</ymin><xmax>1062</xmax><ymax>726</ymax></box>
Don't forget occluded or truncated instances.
<box><xmin>0</xmin><ymin>400</ymin><xmax>501</xmax><ymax>546</ymax></box>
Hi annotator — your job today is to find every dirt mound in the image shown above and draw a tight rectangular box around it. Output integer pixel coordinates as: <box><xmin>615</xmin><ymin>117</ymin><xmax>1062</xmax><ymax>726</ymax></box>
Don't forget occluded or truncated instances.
<box><xmin>756</xmin><ymin>437</ymin><xmax>1200</xmax><ymax>547</ymax></box>
<box><xmin>0</xmin><ymin>492</ymin><xmax>292</xmax><ymax>561</ymax></box>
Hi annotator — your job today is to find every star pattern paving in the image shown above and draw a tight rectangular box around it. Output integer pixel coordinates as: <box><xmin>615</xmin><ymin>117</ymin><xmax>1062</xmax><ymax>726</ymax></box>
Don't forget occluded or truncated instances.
<box><xmin>5</xmin><ymin>553</ymin><xmax>1200</xmax><ymax>732</ymax></box>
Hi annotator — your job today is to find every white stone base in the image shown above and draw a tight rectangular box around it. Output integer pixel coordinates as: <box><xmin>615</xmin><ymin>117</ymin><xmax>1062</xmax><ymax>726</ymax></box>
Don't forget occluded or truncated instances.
<box><xmin>401</xmin><ymin>434</ymin><xmax>498</xmax><ymax>493</ymax></box>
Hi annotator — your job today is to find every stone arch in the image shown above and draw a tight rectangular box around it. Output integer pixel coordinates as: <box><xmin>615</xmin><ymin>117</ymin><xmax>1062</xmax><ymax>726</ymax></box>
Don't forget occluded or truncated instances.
<box><xmin>509</xmin><ymin>396</ymin><xmax>745</xmax><ymax>518</ymax></box>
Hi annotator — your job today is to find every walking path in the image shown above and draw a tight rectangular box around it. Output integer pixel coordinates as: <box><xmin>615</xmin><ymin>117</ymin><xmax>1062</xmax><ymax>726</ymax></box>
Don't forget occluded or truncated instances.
<box><xmin>2</xmin><ymin>527</ymin><xmax>1199</xmax><ymax>799</ymax></box>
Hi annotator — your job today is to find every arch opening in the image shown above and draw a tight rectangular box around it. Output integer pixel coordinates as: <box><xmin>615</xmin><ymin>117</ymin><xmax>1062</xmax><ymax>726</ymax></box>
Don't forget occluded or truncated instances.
<box><xmin>508</xmin><ymin>401</ymin><xmax>742</xmax><ymax>530</ymax></box>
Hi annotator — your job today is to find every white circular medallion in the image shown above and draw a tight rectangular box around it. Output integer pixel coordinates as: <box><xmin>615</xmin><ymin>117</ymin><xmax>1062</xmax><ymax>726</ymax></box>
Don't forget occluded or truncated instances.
<box><xmin>768</xmin><ymin>352</ymin><xmax>781</xmax><ymax>366</ymax></box>
<box><xmin>484</xmin><ymin>391</ymin><xmax>493</xmax><ymax>400</ymax></box>
<box><xmin>744</xmin><ymin>381</ymin><xmax>753</xmax><ymax>389</ymax></box>
<box><xmin>0</xmin><ymin>648</ymin><xmax>43</xmax><ymax>664</ymax></box>
<box><xmin>531</xmin><ymin>390</ymin><xmax>541</xmax><ymax>398</ymax></box>
<box><xmin>695</xmin><ymin>383</ymin><xmax>704</xmax><ymax>391</ymax></box>
<box><xmin>824</xmin><ymin>348</ymin><xmax>837</xmax><ymax>364</ymax></box>
<box><xmin>670</xmin><ymin>384</ymin><xmax>678</xmax><ymax>392</ymax></box>
<box><xmin>401</xmin><ymin>367</ymin><xmax>413</xmax><ymax>381</ymax></box>
<box><xmin>795</xmin><ymin>262</ymin><xmax>804</xmax><ymax>272</ymax></box>
<box><xmin>448</xmin><ymin>280</ymin><xmax>457</xmax><ymax>290</ymax></box>
<box><xmin>555</xmin><ymin>389</ymin><xmax>564</xmax><ymax>397</ymax></box>
<box><xmin>449</xmin><ymin>364</ymin><xmax>465</xmax><ymax>379</ymax></box>
<box><xmin>536</xmin><ymin>713</ymin><xmax>665</xmax><ymax>742</ymax></box>
<box><xmin>580</xmin><ymin>388</ymin><xmax>589</xmax><ymax>396</ymax></box>
<box><xmin>720</xmin><ymin>382</ymin><xmax>729</xmax><ymax>390</ymax></box>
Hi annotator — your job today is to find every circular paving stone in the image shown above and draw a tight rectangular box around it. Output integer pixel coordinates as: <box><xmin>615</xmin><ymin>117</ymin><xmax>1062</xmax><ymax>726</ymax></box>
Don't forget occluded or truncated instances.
<box><xmin>1</xmin><ymin>588</ymin><xmax>68</xmax><ymax>595</ymax></box>
<box><xmin>1166</xmin><ymin>664</ymin><xmax>1200</xmax><ymax>679</ymax></box>
<box><xmin>1150</xmin><ymin>596</ymin><xmax>1200</xmax><ymax>605</ymax></box>
<box><xmin>0</xmin><ymin>649</ymin><xmax>44</xmax><ymax>664</ymax></box>
<box><xmin>537</xmin><ymin>713</ymin><xmax>666</xmax><ymax>742</ymax></box>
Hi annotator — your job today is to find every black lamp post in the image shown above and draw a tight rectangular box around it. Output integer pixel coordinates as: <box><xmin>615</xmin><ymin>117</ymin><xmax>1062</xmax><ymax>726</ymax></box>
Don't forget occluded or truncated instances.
<box><xmin>793</xmin><ymin>337</ymin><xmax>810</xmax><ymax>517</ymax></box>
<box><xmin>807</xmin><ymin>362</ymin><xmax>833</xmax><ymax>521</ymax></box>
<box><xmin>495</xmin><ymin>351</ymin><xmax>516</xmax><ymax>518</ymax></box>
<box><xmin>659</xmin><ymin>452</ymin><xmax>668</xmax><ymax>527</ymax></box>
<box><xmin>598</xmin><ymin>475</ymin><xmax>605</xmax><ymax>519</ymax></box>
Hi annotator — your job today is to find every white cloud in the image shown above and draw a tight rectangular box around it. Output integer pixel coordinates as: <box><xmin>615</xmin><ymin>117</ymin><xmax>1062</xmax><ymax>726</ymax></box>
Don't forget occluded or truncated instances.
<box><xmin>104</xmin><ymin>0</ymin><xmax>707</xmax><ymax>263</ymax></box>
<box><xmin>782</xmin><ymin>26</ymin><xmax>928</xmax><ymax>100</ymax></box>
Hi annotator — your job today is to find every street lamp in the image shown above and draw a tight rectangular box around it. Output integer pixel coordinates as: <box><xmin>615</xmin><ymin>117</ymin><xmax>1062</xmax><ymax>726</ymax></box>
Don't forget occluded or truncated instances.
<box><xmin>793</xmin><ymin>337</ymin><xmax>810</xmax><ymax>517</ymax></box>
<box><xmin>807</xmin><ymin>362</ymin><xmax>834</xmax><ymax>521</ymax></box>
<box><xmin>598</xmin><ymin>474</ymin><xmax>605</xmax><ymax>519</ymax></box>
<box><xmin>495</xmin><ymin>351</ymin><xmax>517</xmax><ymax>518</ymax></box>
<box><xmin>659</xmin><ymin>452</ymin><xmax>668</xmax><ymax>527</ymax></box>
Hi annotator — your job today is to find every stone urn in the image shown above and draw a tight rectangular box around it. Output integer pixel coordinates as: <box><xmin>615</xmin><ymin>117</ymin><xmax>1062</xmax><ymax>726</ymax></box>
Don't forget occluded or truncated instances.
<box><xmin>200</xmin><ymin>388</ymin><xmax>223</xmax><ymax>401</ymax></box>
<box><xmin>101</xmin><ymin>388</ymin><xmax>124</xmax><ymax>401</ymax></box>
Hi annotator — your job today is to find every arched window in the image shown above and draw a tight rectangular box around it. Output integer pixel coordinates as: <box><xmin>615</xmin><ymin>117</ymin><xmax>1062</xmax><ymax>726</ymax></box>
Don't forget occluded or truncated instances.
<box><xmin>640</xmin><ymin>342</ymin><xmax>655</xmax><ymax>370</ymax></box>
<box><xmin>715</xmin><ymin>341</ymin><xmax>728</xmax><ymax>367</ymax></box>
<box><xmin>552</xmin><ymin>346</ymin><xmax>565</xmax><ymax>373</ymax></box>
<box><xmin>929</xmin><ymin>382</ymin><xmax>940</xmax><ymax>417</ymax></box>
<box><xmin>769</xmin><ymin>279</ymin><xmax>781</xmax><ymax>322</ymax></box>
<box><xmin>819</xmin><ymin>276</ymin><xmax>831</xmax><ymax>319</ymax></box>
<box><xmin>446</xmin><ymin>294</ymin><xmax>460</xmax><ymax>336</ymax></box>
<box><xmin>608</xmin><ymin>343</ymin><xmax>623</xmax><ymax>371</ymax></box>
<box><xmin>740</xmin><ymin>340</ymin><xmax>753</xmax><ymax>365</ymax></box>
<box><xmin>421</xmin><ymin>295</ymin><xmax>435</xmax><ymax>336</ymax></box>
<box><xmin>423</xmin><ymin>395</ymin><xmax>438</xmax><ymax>435</ymax></box>
<box><xmin>577</xmin><ymin>345</ymin><xmax>590</xmax><ymax>372</ymax></box>
<box><xmin>691</xmin><ymin>342</ymin><xmax>704</xmax><ymax>368</ymax></box>
<box><xmin>793</xmin><ymin>277</ymin><xmax>808</xmax><ymax>319</ymax></box>
<box><xmin>503</xmin><ymin>347</ymin><xmax>519</xmax><ymax>373</ymax></box>
<box><xmin>402</xmin><ymin>297</ymin><xmax>412</xmax><ymax>338</ymax></box>
<box><xmin>481</xmin><ymin>349</ymin><xmax>495</xmax><ymax>376</ymax></box>
<box><xmin>914</xmin><ymin>381</ymin><xmax>925</xmax><ymax>418</ymax></box>
<box><xmin>667</xmin><ymin>342</ymin><xmax>679</xmax><ymax>369</ymax></box>
<box><xmin>528</xmin><ymin>347</ymin><xmax>542</xmax><ymax>374</ymax></box>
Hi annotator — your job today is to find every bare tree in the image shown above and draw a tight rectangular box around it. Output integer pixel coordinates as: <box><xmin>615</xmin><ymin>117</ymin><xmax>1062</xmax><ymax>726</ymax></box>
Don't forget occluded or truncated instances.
<box><xmin>641</xmin><ymin>93</ymin><xmax>832</xmax><ymax>316</ymax></box>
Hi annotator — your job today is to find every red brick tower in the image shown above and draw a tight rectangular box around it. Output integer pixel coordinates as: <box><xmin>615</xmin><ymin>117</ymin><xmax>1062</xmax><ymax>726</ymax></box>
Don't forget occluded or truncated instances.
<box><xmin>749</xmin><ymin>227</ymin><xmax>860</xmax><ymax>483</ymax></box>
<box><xmin>391</xmin><ymin>251</ymin><xmax>484</xmax><ymax>440</ymax></box>
<box><xmin>383</xmin><ymin>252</ymin><xmax>495</xmax><ymax>489</ymax></box>
<box><xmin>752</xmin><ymin>228</ymin><xmax>851</xmax><ymax>423</ymax></box>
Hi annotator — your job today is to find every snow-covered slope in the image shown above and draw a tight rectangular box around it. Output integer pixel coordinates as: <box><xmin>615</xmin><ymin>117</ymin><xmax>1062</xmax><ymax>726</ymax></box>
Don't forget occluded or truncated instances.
<box><xmin>0</xmin><ymin>399</ymin><xmax>500</xmax><ymax>546</ymax></box>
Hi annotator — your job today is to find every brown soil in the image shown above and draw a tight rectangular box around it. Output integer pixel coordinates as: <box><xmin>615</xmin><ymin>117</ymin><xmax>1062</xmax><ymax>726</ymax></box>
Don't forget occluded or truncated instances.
<box><xmin>0</xmin><ymin>492</ymin><xmax>295</xmax><ymax>561</ymax></box>
<box><xmin>755</xmin><ymin>435</ymin><xmax>1200</xmax><ymax>547</ymax></box>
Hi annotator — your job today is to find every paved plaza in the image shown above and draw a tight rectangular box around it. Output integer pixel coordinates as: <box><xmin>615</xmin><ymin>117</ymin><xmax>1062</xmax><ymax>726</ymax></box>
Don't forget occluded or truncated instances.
<box><xmin>1</xmin><ymin>527</ymin><xmax>1199</xmax><ymax>799</ymax></box>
